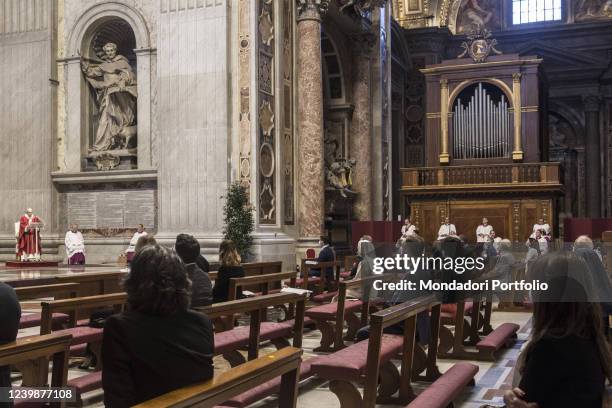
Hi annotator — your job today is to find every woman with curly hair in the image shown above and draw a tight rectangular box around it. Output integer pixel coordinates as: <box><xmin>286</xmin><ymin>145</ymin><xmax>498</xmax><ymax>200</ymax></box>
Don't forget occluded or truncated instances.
<box><xmin>102</xmin><ymin>245</ymin><xmax>214</xmax><ymax>408</ymax></box>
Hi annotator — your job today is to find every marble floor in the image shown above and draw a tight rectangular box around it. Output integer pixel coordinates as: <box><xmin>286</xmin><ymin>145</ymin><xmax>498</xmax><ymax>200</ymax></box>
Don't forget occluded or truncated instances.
<box><xmin>14</xmin><ymin>300</ymin><xmax>534</xmax><ymax>408</ymax></box>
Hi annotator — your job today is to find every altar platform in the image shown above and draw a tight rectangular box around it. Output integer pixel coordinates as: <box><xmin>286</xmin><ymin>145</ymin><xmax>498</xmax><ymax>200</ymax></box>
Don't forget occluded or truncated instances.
<box><xmin>5</xmin><ymin>260</ymin><xmax>60</xmax><ymax>268</ymax></box>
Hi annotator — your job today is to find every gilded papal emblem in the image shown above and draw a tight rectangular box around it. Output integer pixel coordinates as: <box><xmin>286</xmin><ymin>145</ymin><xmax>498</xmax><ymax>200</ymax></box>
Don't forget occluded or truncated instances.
<box><xmin>458</xmin><ymin>28</ymin><xmax>502</xmax><ymax>63</ymax></box>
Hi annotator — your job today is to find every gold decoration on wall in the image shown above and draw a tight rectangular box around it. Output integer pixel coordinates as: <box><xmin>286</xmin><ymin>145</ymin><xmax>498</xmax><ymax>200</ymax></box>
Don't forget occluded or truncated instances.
<box><xmin>259</xmin><ymin>100</ymin><xmax>275</xmax><ymax>137</ymax></box>
<box><xmin>258</xmin><ymin>8</ymin><xmax>274</xmax><ymax>46</ymax></box>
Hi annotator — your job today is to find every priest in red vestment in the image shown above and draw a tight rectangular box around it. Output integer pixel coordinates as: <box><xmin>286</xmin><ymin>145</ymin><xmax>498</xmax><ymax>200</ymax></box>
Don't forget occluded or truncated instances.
<box><xmin>18</xmin><ymin>208</ymin><xmax>43</xmax><ymax>262</ymax></box>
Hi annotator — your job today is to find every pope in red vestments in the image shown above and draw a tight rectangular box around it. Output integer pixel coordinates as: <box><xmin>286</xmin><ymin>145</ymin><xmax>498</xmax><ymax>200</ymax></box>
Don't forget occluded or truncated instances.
<box><xmin>18</xmin><ymin>208</ymin><xmax>43</xmax><ymax>261</ymax></box>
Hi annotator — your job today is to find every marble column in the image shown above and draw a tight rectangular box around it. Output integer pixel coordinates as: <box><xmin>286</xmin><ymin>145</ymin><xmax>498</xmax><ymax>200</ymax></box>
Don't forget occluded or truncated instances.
<box><xmin>584</xmin><ymin>96</ymin><xmax>601</xmax><ymax>217</ymax></box>
<box><xmin>350</xmin><ymin>34</ymin><xmax>375</xmax><ymax>221</ymax></box>
<box><xmin>296</xmin><ymin>0</ymin><xmax>328</xmax><ymax>240</ymax></box>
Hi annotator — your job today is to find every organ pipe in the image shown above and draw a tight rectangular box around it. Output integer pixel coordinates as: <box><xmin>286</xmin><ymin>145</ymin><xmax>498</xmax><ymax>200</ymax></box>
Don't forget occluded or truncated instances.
<box><xmin>452</xmin><ymin>82</ymin><xmax>511</xmax><ymax>160</ymax></box>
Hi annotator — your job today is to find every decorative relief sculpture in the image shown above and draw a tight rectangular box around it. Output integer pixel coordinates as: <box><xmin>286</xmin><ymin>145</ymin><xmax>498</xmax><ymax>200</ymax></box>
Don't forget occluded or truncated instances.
<box><xmin>81</xmin><ymin>43</ymin><xmax>137</xmax><ymax>153</ymax></box>
<box><xmin>576</xmin><ymin>0</ymin><xmax>612</xmax><ymax>20</ymax></box>
<box><xmin>458</xmin><ymin>28</ymin><xmax>501</xmax><ymax>63</ymax></box>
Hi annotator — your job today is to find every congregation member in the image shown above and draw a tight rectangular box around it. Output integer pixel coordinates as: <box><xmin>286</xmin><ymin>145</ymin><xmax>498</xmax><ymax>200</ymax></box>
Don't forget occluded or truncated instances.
<box><xmin>125</xmin><ymin>224</ymin><xmax>147</xmax><ymax>262</ymax></box>
<box><xmin>351</xmin><ymin>235</ymin><xmax>372</xmax><ymax>277</ymax></box>
<box><xmin>212</xmin><ymin>240</ymin><xmax>245</xmax><ymax>303</ymax></box>
<box><xmin>102</xmin><ymin>245</ymin><xmax>214</xmax><ymax>407</ymax></box>
<box><xmin>0</xmin><ymin>282</ymin><xmax>20</xmax><ymax>408</ymax></box>
<box><xmin>504</xmin><ymin>253</ymin><xmax>611</xmax><ymax>408</ymax></box>
<box><xmin>480</xmin><ymin>239</ymin><xmax>514</xmax><ymax>300</ymax></box>
<box><xmin>490</xmin><ymin>230</ymin><xmax>502</xmax><ymax>251</ymax></box>
<box><xmin>344</xmin><ymin>238</ymin><xmax>377</xmax><ymax>301</ymax></box>
<box><xmin>535</xmin><ymin>229</ymin><xmax>549</xmax><ymax>254</ymax></box>
<box><xmin>64</xmin><ymin>224</ymin><xmax>85</xmax><ymax>265</ymax></box>
<box><xmin>175</xmin><ymin>234</ymin><xmax>213</xmax><ymax>307</ymax></box>
<box><xmin>134</xmin><ymin>235</ymin><xmax>157</xmax><ymax>253</ymax></box>
<box><xmin>195</xmin><ymin>248</ymin><xmax>211</xmax><ymax>273</ymax></box>
<box><xmin>307</xmin><ymin>236</ymin><xmax>336</xmax><ymax>283</ymax></box>
<box><xmin>437</xmin><ymin>216</ymin><xmax>457</xmax><ymax>240</ymax></box>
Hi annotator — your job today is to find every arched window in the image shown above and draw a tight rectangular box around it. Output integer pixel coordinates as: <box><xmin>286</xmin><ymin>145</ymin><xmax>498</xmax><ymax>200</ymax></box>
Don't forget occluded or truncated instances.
<box><xmin>452</xmin><ymin>82</ymin><xmax>512</xmax><ymax>160</ymax></box>
<box><xmin>512</xmin><ymin>0</ymin><xmax>562</xmax><ymax>24</ymax></box>
<box><xmin>321</xmin><ymin>32</ymin><xmax>344</xmax><ymax>101</ymax></box>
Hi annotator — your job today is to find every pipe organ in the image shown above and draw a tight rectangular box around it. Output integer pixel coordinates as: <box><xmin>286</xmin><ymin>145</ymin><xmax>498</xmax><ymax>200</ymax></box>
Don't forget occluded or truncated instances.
<box><xmin>401</xmin><ymin>48</ymin><xmax>562</xmax><ymax>244</ymax></box>
<box><xmin>452</xmin><ymin>82</ymin><xmax>512</xmax><ymax>160</ymax></box>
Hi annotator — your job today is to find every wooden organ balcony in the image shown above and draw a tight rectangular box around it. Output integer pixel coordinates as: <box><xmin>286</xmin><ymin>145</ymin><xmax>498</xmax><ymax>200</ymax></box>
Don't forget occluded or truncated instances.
<box><xmin>401</xmin><ymin>162</ymin><xmax>563</xmax><ymax>196</ymax></box>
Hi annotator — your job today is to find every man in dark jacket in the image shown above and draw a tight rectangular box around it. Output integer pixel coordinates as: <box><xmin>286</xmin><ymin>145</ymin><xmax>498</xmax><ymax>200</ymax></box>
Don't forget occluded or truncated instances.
<box><xmin>0</xmin><ymin>282</ymin><xmax>21</xmax><ymax>407</ymax></box>
<box><xmin>175</xmin><ymin>234</ymin><xmax>213</xmax><ymax>307</ymax></box>
<box><xmin>308</xmin><ymin>236</ymin><xmax>336</xmax><ymax>282</ymax></box>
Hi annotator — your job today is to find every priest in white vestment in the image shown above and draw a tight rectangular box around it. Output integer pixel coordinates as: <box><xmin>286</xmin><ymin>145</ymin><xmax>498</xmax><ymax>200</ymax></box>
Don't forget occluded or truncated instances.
<box><xmin>126</xmin><ymin>224</ymin><xmax>148</xmax><ymax>262</ymax></box>
<box><xmin>476</xmin><ymin>217</ymin><xmax>493</xmax><ymax>243</ymax></box>
<box><xmin>531</xmin><ymin>218</ymin><xmax>550</xmax><ymax>238</ymax></box>
<box><xmin>437</xmin><ymin>217</ymin><xmax>457</xmax><ymax>240</ymax></box>
<box><xmin>65</xmin><ymin>224</ymin><xmax>86</xmax><ymax>265</ymax></box>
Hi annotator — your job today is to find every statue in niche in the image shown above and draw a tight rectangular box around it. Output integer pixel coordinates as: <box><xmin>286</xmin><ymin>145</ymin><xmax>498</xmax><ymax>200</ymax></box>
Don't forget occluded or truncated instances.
<box><xmin>457</xmin><ymin>0</ymin><xmax>499</xmax><ymax>34</ymax></box>
<box><xmin>576</xmin><ymin>0</ymin><xmax>612</xmax><ymax>20</ymax></box>
<box><xmin>81</xmin><ymin>42</ymin><xmax>137</xmax><ymax>153</ymax></box>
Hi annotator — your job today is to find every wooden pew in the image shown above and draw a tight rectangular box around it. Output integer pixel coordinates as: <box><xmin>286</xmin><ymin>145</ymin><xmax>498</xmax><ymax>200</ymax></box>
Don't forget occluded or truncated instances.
<box><xmin>133</xmin><ymin>346</ymin><xmax>302</xmax><ymax>408</ymax></box>
<box><xmin>304</xmin><ymin>274</ymin><xmax>395</xmax><ymax>351</ymax></box>
<box><xmin>0</xmin><ymin>333</ymin><xmax>72</xmax><ymax>408</ymax></box>
<box><xmin>309</xmin><ymin>295</ymin><xmax>479</xmax><ymax>408</ymax></box>
<box><xmin>195</xmin><ymin>292</ymin><xmax>307</xmax><ymax>367</ymax></box>
<box><xmin>438</xmin><ymin>297</ymin><xmax>519</xmax><ymax>361</ymax></box>
<box><xmin>15</xmin><ymin>283</ymin><xmax>80</xmax><ymax>329</ymax></box>
<box><xmin>208</xmin><ymin>261</ymin><xmax>283</xmax><ymax>291</ymax></box>
<box><xmin>228</xmin><ymin>271</ymin><xmax>297</xmax><ymax>301</ymax></box>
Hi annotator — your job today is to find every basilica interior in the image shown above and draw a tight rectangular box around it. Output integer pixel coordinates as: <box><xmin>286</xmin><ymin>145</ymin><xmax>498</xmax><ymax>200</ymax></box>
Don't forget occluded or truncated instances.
<box><xmin>1</xmin><ymin>1</ymin><xmax>611</xmax><ymax>407</ymax></box>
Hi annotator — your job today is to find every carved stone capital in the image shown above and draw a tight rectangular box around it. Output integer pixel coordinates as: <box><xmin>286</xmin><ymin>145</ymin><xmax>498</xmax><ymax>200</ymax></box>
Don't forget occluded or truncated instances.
<box><xmin>440</xmin><ymin>78</ymin><xmax>448</xmax><ymax>88</ymax></box>
<box><xmin>583</xmin><ymin>95</ymin><xmax>601</xmax><ymax>112</ymax></box>
<box><xmin>296</xmin><ymin>0</ymin><xmax>330</xmax><ymax>21</ymax></box>
<box><xmin>512</xmin><ymin>72</ymin><xmax>521</xmax><ymax>82</ymax></box>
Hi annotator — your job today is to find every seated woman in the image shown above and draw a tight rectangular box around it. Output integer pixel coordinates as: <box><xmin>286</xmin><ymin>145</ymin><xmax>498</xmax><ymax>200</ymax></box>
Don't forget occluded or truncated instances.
<box><xmin>212</xmin><ymin>240</ymin><xmax>245</xmax><ymax>303</ymax></box>
<box><xmin>102</xmin><ymin>245</ymin><xmax>214</xmax><ymax>408</ymax></box>
<box><xmin>505</xmin><ymin>253</ymin><xmax>611</xmax><ymax>408</ymax></box>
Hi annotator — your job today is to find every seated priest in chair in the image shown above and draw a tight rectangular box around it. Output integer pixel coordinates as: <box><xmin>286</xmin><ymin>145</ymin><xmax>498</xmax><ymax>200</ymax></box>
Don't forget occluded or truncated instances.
<box><xmin>65</xmin><ymin>224</ymin><xmax>86</xmax><ymax>265</ymax></box>
<box><xmin>18</xmin><ymin>208</ymin><xmax>43</xmax><ymax>262</ymax></box>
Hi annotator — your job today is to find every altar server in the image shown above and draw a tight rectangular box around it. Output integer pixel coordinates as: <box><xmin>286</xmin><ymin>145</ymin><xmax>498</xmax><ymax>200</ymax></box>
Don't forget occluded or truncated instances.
<box><xmin>126</xmin><ymin>224</ymin><xmax>148</xmax><ymax>262</ymax></box>
<box><xmin>437</xmin><ymin>217</ymin><xmax>457</xmax><ymax>240</ymax></box>
<box><xmin>476</xmin><ymin>217</ymin><xmax>493</xmax><ymax>243</ymax></box>
<box><xmin>65</xmin><ymin>224</ymin><xmax>86</xmax><ymax>265</ymax></box>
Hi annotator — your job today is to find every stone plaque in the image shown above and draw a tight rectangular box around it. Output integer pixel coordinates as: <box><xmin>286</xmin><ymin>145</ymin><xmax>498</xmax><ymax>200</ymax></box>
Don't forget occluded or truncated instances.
<box><xmin>67</xmin><ymin>190</ymin><xmax>155</xmax><ymax>229</ymax></box>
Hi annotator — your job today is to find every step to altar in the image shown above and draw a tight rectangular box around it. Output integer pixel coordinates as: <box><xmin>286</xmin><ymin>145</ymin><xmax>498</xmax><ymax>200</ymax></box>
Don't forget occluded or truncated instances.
<box><xmin>5</xmin><ymin>261</ymin><xmax>60</xmax><ymax>268</ymax></box>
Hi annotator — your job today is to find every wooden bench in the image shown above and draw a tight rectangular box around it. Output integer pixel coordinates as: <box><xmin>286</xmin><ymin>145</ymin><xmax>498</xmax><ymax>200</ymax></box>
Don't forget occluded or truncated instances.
<box><xmin>0</xmin><ymin>333</ymin><xmax>72</xmax><ymax>407</ymax></box>
<box><xmin>208</xmin><ymin>261</ymin><xmax>283</xmax><ymax>291</ymax></box>
<box><xmin>196</xmin><ymin>292</ymin><xmax>307</xmax><ymax>367</ymax></box>
<box><xmin>438</xmin><ymin>298</ymin><xmax>519</xmax><ymax>361</ymax></box>
<box><xmin>308</xmin><ymin>295</ymin><xmax>474</xmax><ymax>407</ymax></box>
<box><xmin>228</xmin><ymin>271</ymin><xmax>297</xmax><ymax>301</ymax></box>
<box><xmin>134</xmin><ymin>346</ymin><xmax>302</xmax><ymax>408</ymax></box>
<box><xmin>305</xmin><ymin>274</ymin><xmax>393</xmax><ymax>351</ymax></box>
<box><xmin>15</xmin><ymin>283</ymin><xmax>80</xmax><ymax>329</ymax></box>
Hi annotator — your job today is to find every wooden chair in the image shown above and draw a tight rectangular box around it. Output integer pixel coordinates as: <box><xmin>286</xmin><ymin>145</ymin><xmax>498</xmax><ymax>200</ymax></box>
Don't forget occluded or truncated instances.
<box><xmin>298</xmin><ymin>259</ymin><xmax>341</xmax><ymax>294</ymax></box>
<box><xmin>133</xmin><ymin>346</ymin><xmax>302</xmax><ymax>408</ymax></box>
<box><xmin>0</xmin><ymin>333</ymin><xmax>72</xmax><ymax>408</ymax></box>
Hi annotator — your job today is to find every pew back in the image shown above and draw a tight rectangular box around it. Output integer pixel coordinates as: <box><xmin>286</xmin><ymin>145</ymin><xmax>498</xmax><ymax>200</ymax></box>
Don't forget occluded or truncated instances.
<box><xmin>0</xmin><ymin>333</ymin><xmax>72</xmax><ymax>407</ymax></box>
<box><xmin>15</xmin><ymin>282</ymin><xmax>80</xmax><ymax>301</ymax></box>
<box><xmin>40</xmin><ymin>293</ymin><xmax>128</xmax><ymax>335</ymax></box>
<box><xmin>133</xmin><ymin>346</ymin><xmax>302</xmax><ymax>408</ymax></box>
<box><xmin>228</xmin><ymin>271</ymin><xmax>297</xmax><ymax>301</ymax></box>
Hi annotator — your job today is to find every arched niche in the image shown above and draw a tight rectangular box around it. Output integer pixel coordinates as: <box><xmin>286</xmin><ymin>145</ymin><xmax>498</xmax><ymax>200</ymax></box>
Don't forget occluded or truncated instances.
<box><xmin>62</xmin><ymin>3</ymin><xmax>154</xmax><ymax>173</ymax></box>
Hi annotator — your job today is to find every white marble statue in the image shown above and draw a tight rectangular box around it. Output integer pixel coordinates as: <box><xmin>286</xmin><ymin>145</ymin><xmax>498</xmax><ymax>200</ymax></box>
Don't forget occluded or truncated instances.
<box><xmin>81</xmin><ymin>42</ymin><xmax>137</xmax><ymax>152</ymax></box>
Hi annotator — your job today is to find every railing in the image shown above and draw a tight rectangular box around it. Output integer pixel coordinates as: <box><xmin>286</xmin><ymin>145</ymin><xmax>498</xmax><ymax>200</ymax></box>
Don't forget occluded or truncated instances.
<box><xmin>402</xmin><ymin>162</ymin><xmax>561</xmax><ymax>188</ymax></box>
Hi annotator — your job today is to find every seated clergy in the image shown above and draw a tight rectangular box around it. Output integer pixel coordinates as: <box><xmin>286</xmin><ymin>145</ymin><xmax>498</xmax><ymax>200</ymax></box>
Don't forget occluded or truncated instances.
<box><xmin>102</xmin><ymin>245</ymin><xmax>214</xmax><ymax>407</ymax></box>
<box><xmin>175</xmin><ymin>233</ymin><xmax>213</xmax><ymax>307</ymax></box>
<box><xmin>401</xmin><ymin>218</ymin><xmax>416</xmax><ymax>238</ymax></box>
<box><xmin>125</xmin><ymin>224</ymin><xmax>147</xmax><ymax>262</ymax></box>
<box><xmin>212</xmin><ymin>240</ymin><xmax>245</xmax><ymax>303</ymax></box>
<box><xmin>65</xmin><ymin>224</ymin><xmax>85</xmax><ymax>265</ymax></box>
<box><xmin>530</xmin><ymin>217</ymin><xmax>550</xmax><ymax>239</ymax></box>
<box><xmin>308</xmin><ymin>236</ymin><xmax>336</xmax><ymax>283</ymax></box>
<box><xmin>437</xmin><ymin>217</ymin><xmax>457</xmax><ymax>241</ymax></box>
